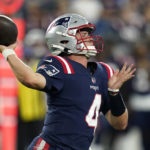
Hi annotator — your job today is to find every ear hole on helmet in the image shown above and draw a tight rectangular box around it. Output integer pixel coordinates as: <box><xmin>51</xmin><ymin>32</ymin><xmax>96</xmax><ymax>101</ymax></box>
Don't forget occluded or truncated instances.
<box><xmin>60</xmin><ymin>40</ymin><xmax>69</xmax><ymax>44</ymax></box>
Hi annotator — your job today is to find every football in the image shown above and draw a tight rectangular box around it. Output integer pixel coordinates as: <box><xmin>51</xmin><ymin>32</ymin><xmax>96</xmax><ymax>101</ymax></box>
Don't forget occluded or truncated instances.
<box><xmin>0</xmin><ymin>15</ymin><xmax>18</xmax><ymax>46</ymax></box>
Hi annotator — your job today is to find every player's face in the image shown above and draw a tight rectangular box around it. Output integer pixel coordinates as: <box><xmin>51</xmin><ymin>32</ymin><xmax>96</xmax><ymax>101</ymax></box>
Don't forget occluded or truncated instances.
<box><xmin>76</xmin><ymin>30</ymin><xmax>94</xmax><ymax>46</ymax></box>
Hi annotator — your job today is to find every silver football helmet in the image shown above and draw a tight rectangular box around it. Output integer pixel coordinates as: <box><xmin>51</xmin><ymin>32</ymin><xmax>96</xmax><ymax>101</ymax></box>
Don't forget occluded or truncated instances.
<box><xmin>45</xmin><ymin>13</ymin><xmax>103</xmax><ymax>57</ymax></box>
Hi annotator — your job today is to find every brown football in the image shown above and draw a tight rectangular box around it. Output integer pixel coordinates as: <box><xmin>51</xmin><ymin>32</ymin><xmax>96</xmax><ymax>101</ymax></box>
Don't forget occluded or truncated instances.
<box><xmin>0</xmin><ymin>15</ymin><xmax>18</xmax><ymax>46</ymax></box>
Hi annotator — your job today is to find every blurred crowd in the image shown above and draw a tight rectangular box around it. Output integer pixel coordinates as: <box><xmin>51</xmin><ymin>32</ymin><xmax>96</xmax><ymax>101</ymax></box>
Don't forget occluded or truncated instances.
<box><xmin>1</xmin><ymin>0</ymin><xmax>150</xmax><ymax>150</ymax></box>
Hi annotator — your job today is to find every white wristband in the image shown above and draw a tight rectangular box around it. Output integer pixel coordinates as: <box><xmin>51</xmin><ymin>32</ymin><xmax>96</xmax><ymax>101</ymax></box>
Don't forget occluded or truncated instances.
<box><xmin>2</xmin><ymin>49</ymin><xmax>16</xmax><ymax>60</ymax></box>
<box><xmin>108</xmin><ymin>88</ymin><xmax>119</xmax><ymax>92</ymax></box>
<box><xmin>108</xmin><ymin>88</ymin><xmax>119</xmax><ymax>96</ymax></box>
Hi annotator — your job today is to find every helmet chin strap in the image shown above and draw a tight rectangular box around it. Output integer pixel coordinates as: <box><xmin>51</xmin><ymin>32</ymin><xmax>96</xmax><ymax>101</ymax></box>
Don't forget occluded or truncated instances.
<box><xmin>76</xmin><ymin>43</ymin><xmax>97</xmax><ymax>57</ymax></box>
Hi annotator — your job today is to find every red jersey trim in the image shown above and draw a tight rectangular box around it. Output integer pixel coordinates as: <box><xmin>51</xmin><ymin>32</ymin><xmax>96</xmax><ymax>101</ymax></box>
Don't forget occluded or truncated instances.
<box><xmin>98</xmin><ymin>62</ymin><xmax>114</xmax><ymax>80</ymax></box>
<box><xmin>34</xmin><ymin>137</ymin><xmax>50</xmax><ymax>150</ymax></box>
<box><xmin>51</xmin><ymin>56</ymin><xmax>74</xmax><ymax>74</ymax></box>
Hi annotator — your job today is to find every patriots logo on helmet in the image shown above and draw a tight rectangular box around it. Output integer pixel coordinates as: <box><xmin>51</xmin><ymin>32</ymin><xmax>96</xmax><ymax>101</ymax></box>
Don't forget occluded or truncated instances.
<box><xmin>50</xmin><ymin>17</ymin><xmax>70</xmax><ymax>29</ymax></box>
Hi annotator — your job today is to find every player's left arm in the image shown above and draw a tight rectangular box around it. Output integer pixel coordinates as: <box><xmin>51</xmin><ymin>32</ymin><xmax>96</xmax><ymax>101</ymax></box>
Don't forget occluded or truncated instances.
<box><xmin>105</xmin><ymin>63</ymin><xmax>136</xmax><ymax>130</ymax></box>
<box><xmin>105</xmin><ymin>106</ymin><xmax>128</xmax><ymax>130</ymax></box>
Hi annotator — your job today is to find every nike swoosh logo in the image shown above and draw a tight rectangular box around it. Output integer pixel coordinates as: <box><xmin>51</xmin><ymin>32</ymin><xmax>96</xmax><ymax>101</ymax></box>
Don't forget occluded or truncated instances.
<box><xmin>44</xmin><ymin>59</ymin><xmax>53</xmax><ymax>63</ymax></box>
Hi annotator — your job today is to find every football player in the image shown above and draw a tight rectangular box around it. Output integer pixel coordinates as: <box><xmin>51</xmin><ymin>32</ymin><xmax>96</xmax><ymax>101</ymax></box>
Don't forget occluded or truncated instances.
<box><xmin>0</xmin><ymin>13</ymin><xmax>136</xmax><ymax>150</ymax></box>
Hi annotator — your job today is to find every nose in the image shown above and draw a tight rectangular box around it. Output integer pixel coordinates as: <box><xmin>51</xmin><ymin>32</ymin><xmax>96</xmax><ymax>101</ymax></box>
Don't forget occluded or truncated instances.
<box><xmin>81</xmin><ymin>31</ymin><xmax>89</xmax><ymax>38</ymax></box>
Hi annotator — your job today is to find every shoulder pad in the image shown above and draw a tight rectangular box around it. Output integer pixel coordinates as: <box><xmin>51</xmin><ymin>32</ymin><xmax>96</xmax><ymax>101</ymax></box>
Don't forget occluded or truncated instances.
<box><xmin>37</xmin><ymin>55</ymin><xmax>74</xmax><ymax>74</ymax></box>
<box><xmin>97</xmin><ymin>62</ymin><xmax>114</xmax><ymax>80</ymax></box>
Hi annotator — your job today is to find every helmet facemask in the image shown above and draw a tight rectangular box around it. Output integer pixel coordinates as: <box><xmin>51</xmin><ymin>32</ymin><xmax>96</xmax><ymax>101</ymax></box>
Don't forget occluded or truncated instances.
<box><xmin>67</xmin><ymin>24</ymin><xmax>103</xmax><ymax>57</ymax></box>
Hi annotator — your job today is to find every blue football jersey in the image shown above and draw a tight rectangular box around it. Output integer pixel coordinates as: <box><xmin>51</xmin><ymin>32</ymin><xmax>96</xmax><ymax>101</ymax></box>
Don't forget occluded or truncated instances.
<box><xmin>36</xmin><ymin>55</ymin><xmax>114</xmax><ymax>150</ymax></box>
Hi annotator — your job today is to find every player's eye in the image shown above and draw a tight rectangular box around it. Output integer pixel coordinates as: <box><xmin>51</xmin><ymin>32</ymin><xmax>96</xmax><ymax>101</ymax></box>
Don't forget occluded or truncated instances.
<box><xmin>78</xmin><ymin>27</ymin><xmax>92</xmax><ymax>34</ymax></box>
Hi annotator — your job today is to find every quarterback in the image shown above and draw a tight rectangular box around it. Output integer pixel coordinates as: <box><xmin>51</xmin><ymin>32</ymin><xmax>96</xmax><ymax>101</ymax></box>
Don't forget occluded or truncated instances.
<box><xmin>0</xmin><ymin>14</ymin><xmax>136</xmax><ymax>150</ymax></box>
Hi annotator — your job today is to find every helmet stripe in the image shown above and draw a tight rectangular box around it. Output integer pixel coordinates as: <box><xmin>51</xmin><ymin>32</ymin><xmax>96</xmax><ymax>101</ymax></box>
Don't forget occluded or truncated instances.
<box><xmin>99</xmin><ymin>62</ymin><xmax>114</xmax><ymax>80</ymax></box>
<box><xmin>52</xmin><ymin>56</ymin><xmax>74</xmax><ymax>74</ymax></box>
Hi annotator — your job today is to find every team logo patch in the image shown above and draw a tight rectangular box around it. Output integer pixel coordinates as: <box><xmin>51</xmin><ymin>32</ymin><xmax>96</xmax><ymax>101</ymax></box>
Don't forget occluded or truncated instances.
<box><xmin>37</xmin><ymin>65</ymin><xmax>60</xmax><ymax>76</ymax></box>
<box><xmin>37</xmin><ymin>65</ymin><xmax>46</xmax><ymax>70</ymax></box>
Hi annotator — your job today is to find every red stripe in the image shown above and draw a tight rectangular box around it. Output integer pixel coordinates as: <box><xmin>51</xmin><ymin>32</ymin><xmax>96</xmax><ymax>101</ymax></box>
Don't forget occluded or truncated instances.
<box><xmin>51</xmin><ymin>55</ymin><xmax>68</xmax><ymax>73</ymax></box>
<box><xmin>99</xmin><ymin>62</ymin><xmax>114</xmax><ymax>80</ymax></box>
<box><xmin>51</xmin><ymin>55</ymin><xmax>74</xmax><ymax>74</ymax></box>
<box><xmin>43</xmin><ymin>143</ymin><xmax>50</xmax><ymax>150</ymax></box>
<box><xmin>33</xmin><ymin>137</ymin><xmax>42</xmax><ymax>150</ymax></box>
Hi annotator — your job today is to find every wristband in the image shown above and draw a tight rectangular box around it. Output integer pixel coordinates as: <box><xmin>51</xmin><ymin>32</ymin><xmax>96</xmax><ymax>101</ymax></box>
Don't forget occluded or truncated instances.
<box><xmin>109</xmin><ymin>93</ymin><xmax>126</xmax><ymax>116</ymax></box>
<box><xmin>108</xmin><ymin>88</ymin><xmax>119</xmax><ymax>96</ymax></box>
<box><xmin>2</xmin><ymin>49</ymin><xmax>16</xmax><ymax>60</ymax></box>
<box><xmin>108</xmin><ymin>88</ymin><xmax>119</xmax><ymax>92</ymax></box>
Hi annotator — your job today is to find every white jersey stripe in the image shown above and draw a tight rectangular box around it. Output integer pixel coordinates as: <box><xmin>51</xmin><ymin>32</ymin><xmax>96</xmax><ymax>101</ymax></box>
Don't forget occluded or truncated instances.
<box><xmin>57</xmin><ymin>56</ymin><xmax>72</xmax><ymax>74</ymax></box>
<box><xmin>37</xmin><ymin>140</ymin><xmax>46</xmax><ymax>150</ymax></box>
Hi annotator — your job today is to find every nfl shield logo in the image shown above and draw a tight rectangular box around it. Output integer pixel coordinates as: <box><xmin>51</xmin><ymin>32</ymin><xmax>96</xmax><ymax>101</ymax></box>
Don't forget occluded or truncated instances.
<box><xmin>91</xmin><ymin>77</ymin><xmax>96</xmax><ymax>84</ymax></box>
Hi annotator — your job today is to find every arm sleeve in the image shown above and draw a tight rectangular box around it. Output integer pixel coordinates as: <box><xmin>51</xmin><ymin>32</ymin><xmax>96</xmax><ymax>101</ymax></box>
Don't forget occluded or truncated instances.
<box><xmin>101</xmin><ymin>93</ymin><xmax>111</xmax><ymax>115</ymax></box>
<box><xmin>101</xmin><ymin>91</ymin><xmax>126</xmax><ymax>116</ymax></box>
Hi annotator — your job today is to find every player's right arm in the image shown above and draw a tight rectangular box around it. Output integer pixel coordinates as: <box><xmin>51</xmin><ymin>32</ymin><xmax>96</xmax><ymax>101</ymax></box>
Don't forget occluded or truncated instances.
<box><xmin>0</xmin><ymin>42</ymin><xmax>46</xmax><ymax>90</ymax></box>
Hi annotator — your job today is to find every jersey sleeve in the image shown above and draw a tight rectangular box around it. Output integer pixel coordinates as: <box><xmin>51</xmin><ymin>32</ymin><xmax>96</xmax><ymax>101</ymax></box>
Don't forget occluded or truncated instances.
<box><xmin>97</xmin><ymin>62</ymin><xmax>114</xmax><ymax>115</ymax></box>
<box><xmin>36</xmin><ymin>56</ymin><xmax>64</xmax><ymax>93</ymax></box>
<box><xmin>99</xmin><ymin>62</ymin><xmax>114</xmax><ymax>80</ymax></box>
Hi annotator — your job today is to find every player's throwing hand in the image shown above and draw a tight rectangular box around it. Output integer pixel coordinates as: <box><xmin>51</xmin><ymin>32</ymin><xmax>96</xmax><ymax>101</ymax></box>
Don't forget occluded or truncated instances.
<box><xmin>0</xmin><ymin>42</ymin><xmax>17</xmax><ymax>53</ymax></box>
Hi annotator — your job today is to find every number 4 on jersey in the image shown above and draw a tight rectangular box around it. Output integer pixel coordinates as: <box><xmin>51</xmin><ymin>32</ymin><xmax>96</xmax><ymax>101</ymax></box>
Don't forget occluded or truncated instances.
<box><xmin>85</xmin><ymin>94</ymin><xmax>101</xmax><ymax>128</ymax></box>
